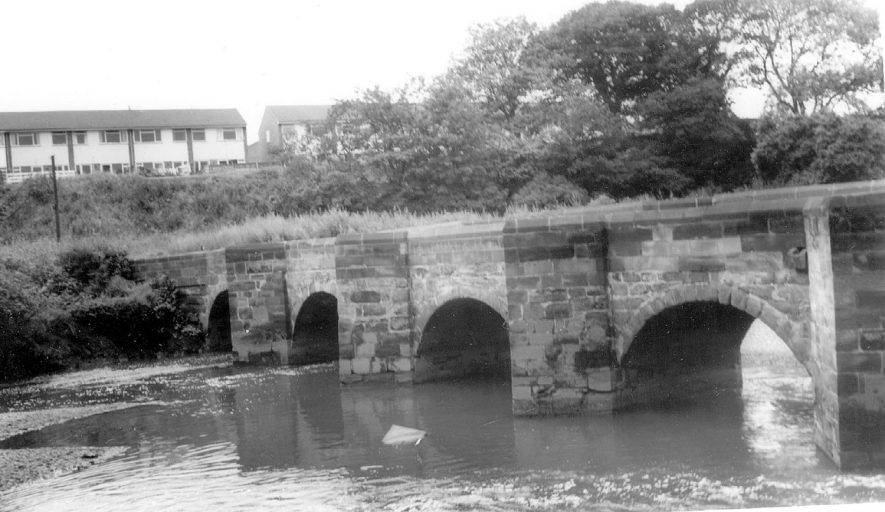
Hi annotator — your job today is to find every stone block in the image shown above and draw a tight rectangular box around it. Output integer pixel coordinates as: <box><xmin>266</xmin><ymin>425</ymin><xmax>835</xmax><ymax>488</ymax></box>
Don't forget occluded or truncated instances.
<box><xmin>586</xmin><ymin>367</ymin><xmax>613</xmax><ymax>391</ymax></box>
<box><xmin>340</xmin><ymin>373</ymin><xmax>364</xmax><ymax>384</ymax></box>
<box><xmin>389</xmin><ymin>316</ymin><xmax>410</xmax><ymax>331</ymax></box>
<box><xmin>856</xmin><ymin>290</ymin><xmax>885</xmax><ymax>310</ymax></box>
<box><xmin>522</xmin><ymin>260</ymin><xmax>554</xmax><ymax>275</ymax></box>
<box><xmin>541</xmin><ymin>274</ymin><xmax>564</xmax><ymax>288</ymax></box>
<box><xmin>731</xmin><ymin>289</ymin><xmax>749</xmax><ymax>310</ymax></box>
<box><xmin>512</xmin><ymin>385</ymin><xmax>534</xmax><ymax>401</ymax></box>
<box><xmin>861</xmin><ymin>330</ymin><xmax>885</xmax><ymax>351</ymax></box>
<box><xmin>545</xmin><ymin>303</ymin><xmax>572</xmax><ymax>319</ymax></box>
<box><xmin>352</xmin><ymin>358</ymin><xmax>372</xmax><ymax>374</ymax></box>
<box><xmin>508</xmin><ymin>290</ymin><xmax>528</xmax><ymax>304</ymax></box>
<box><xmin>387</xmin><ymin>357</ymin><xmax>412</xmax><ymax>372</ymax></box>
<box><xmin>359</xmin><ymin>304</ymin><xmax>387</xmax><ymax>317</ymax></box>
<box><xmin>672</xmin><ymin>222</ymin><xmax>724</xmax><ymax>240</ymax></box>
<box><xmin>838</xmin><ymin>373</ymin><xmax>858</xmax><ymax>395</ymax></box>
<box><xmin>351</xmin><ymin>290</ymin><xmax>381</xmax><ymax>303</ymax></box>
<box><xmin>837</xmin><ymin>352</ymin><xmax>882</xmax><ymax>373</ymax></box>
<box><xmin>678</xmin><ymin>257</ymin><xmax>726</xmax><ymax>272</ymax></box>
<box><xmin>529</xmin><ymin>332</ymin><xmax>554</xmax><ymax>345</ymax></box>
<box><xmin>532</xmin><ymin>320</ymin><xmax>555</xmax><ymax>333</ymax></box>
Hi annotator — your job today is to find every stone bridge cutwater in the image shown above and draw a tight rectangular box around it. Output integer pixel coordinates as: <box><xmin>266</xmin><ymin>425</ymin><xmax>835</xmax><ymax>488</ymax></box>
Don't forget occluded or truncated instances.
<box><xmin>134</xmin><ymin>179</ymin><xmax>885</xmax><ymax>470</ymax></box>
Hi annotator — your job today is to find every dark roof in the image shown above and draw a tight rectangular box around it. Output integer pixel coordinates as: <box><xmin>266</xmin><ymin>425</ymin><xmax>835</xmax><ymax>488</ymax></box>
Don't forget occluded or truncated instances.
<box><xmin>0</xmin><ymin>109</ymin><xmax>246</xmax><ymax>131</ymax></box>
<box><xmin>266</xmin><ymin>105</ymin><xmax>331</xmax><ymax>123</ymax></box>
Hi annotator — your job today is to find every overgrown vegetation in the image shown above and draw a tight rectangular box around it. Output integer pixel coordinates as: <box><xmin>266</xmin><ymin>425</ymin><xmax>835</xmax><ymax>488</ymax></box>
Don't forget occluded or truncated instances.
<box><xmin>273</xmin><ymin>0</ymin><xmax>882</xmax><ymax>202</ymax></box>
<box><xmin>0</xmin><ymin>247</ymin><xmax>203</xmax><ymax>382</ymax></box>
<box><xmin>1</xmin><ymin>0</ymin><xmax>883</xmax><ymax>381</ymax></box>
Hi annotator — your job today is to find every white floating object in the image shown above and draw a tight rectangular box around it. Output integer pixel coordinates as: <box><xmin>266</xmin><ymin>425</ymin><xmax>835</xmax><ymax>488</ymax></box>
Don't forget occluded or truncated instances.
<box><xmin>382</xmin><ymin>424</ymin><xmax>426</xmax><ymax>446</ymax></box>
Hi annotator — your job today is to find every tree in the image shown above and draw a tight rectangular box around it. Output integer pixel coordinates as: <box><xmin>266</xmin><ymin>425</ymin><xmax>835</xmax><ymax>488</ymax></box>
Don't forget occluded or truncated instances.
<box><xmin>635</xmin><ymin>77</ymin><xmax>756</xmax><ymax>190</ymax></box>
<box><xmin>691</xmin><ymin>0</ymin><xmax>883</xmax><ymax>115</ymax></box>
<box><xmin>314</xmin><ymin>82</ymin><xmax>510</xmax><ymax>212</ymax></box>
<box><xmin>544</xmin><ymin>1</ymin><xmax>728</xmax><ymax>115</ymax></box>
<box><xmin>752</xmin><ymin>113</ymin><xmax>885</xmax><ymax>184</ymax></box>
<box><xmin>536</xmin><ymin>1</ymin><xmax>750</xmax><ymax>195</ymax></box>
<box><xmin>449</xmin><ymin>17</ymin><xmax>540</xmax><ymax>120</ymax></box>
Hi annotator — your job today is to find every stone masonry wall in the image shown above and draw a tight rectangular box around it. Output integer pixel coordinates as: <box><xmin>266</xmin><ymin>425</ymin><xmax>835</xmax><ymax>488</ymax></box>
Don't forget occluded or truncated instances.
<box><xmin>407</xmin><ymin>222</ymin><xmax>507</xmax><ymax>382</ymax></box>
<box><xmin>225</xmin><ymin>243</ymin><xmax>289</xmax><ymax>364</ymax></box>
<box><xmin>827</xmin><ymin>194</ymin><xmax>885</xmax><ymax>469</ymax></box>
<box><xmin>609</xmin><ymin>206</ymin><xmax>812</xmax><ymax>366</ymax></box>
<box><xmin>503</xmin><ymin>215</ymin><xmax>612</xmax><ymax>415</ymax></box>
<box><xmin>336</xmin><ymin>232</ymin><xmax>412</xmax><ymax>384</ymax></box>
<box><xmin>606</xmin><ymin>205</ymin><xmax>813</xmax><ymax>410</ymax></box>
<box><xmin>804</xmin><ymin>202</ymin><xmax>841</xmax><ymax>468</ymax></box>
<box><xmin>284</xmin><ymin>238</ymin><xmax>338</xmax><ymax>364</ymax></box>
<box><xmin>133</xmin><ymin>249</ymin><xmax>227</xmax><ymax>330</ymax></box>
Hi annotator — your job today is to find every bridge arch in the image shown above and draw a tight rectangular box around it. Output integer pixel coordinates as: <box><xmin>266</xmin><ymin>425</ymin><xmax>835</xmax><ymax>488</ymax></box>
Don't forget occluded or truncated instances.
<box><xmin>207</xmin><ymin>290</ymin><xmax>232</xmax><ymax>352</ymax></box>
<box><xmin>413</xmin><ymin>290</ymin><xmax>508</xmax><ymax>338</ymax></box>
<box><xmin>414</xmin><ymin>297</ymin><xmax>510</xmax><ymax>383</ymax></box>
<box><xmin>616</xmin><ymin>284</ymin><xmax>810</xmax><ymax>373</ymax></box>
<box><xmin>290</xmin><ymin>291</ymin><xmax>339</xmax><ymax>365</ymax></box>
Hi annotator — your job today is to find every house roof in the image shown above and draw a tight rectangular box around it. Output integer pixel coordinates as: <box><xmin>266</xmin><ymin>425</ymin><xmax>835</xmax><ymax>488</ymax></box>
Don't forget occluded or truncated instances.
<box><xmin>0</xmin><ymin>109</ymin><xmax>246</xmax><ymax>131</ymax></box>
<box><xmin>266</xmin><ymin>105</ymin><xmax>331</xmax><ymax>124</ymax></box>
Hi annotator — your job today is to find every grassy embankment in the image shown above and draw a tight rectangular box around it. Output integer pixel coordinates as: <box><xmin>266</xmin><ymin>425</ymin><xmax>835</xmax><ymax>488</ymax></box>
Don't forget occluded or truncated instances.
<box><xmin>0</xmin><ymin>172</ymin><xmax>508</xmax><ymax>383</ymax></box>
<box><xmin>0</xmin><ymin>172</ymin><xmax>501</xmax><ymax>263</ymax></box>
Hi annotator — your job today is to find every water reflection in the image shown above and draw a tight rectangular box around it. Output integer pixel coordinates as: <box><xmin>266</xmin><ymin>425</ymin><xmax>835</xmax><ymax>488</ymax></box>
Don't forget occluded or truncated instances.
<box><xmin>2</xmin><ymin>327</ymin><xmax>883</xmax><ymax>510</ymax></box>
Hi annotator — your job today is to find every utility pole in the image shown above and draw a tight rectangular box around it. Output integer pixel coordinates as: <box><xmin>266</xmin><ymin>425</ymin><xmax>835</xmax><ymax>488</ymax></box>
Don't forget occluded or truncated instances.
<box><xmin>50</xmin><ymin>155</ymin><xmax>60</xmax><ymax>243</ymax></box>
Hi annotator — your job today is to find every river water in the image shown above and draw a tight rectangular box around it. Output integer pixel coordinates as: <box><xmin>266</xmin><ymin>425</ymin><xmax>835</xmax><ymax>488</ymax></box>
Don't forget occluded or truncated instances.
<box><xmin>3</xmin><ymin>325</ymin><xmax>885</xmax><ymax>511</ymax></box>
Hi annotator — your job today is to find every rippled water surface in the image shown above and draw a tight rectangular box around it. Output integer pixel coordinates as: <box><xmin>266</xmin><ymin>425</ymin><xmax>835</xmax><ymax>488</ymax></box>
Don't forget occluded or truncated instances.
<box><xmin>3</xmin><ymin>352</ymin><xmax>885</xmax><ymax>511</ymax></box>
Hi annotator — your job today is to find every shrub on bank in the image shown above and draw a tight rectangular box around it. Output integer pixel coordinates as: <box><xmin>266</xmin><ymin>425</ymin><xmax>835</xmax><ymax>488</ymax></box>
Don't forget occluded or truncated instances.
<box><xmin>0</xmin><ymin>248</ymin><xmax>205</xmax><ymax>383</ymax></box>
<box><xmin>65</xmin><ymin>276</ymin><xmax>203</xmax><ymax>359</ymax></box>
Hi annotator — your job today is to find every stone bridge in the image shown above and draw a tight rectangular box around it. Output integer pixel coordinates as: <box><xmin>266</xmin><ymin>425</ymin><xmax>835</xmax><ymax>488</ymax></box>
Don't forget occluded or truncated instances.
<box><xmin>134</xmin><ymin>180</ymin><xmax>885</xmax><ymax>470</ymax></box>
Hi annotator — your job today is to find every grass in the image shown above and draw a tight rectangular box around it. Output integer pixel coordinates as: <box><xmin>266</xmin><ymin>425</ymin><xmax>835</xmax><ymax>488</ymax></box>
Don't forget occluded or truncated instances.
<box><xmin>0</xmin><ymin>209</ymin><xmax>501</xmax><ymax>261</ymax></box>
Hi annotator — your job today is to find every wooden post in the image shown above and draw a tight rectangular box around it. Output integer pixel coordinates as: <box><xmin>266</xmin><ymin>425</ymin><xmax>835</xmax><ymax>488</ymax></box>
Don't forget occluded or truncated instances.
<box><xmin>50</xmin><ymin>155</ymin><xmax>61</xmax><ymax>242</ymax></box>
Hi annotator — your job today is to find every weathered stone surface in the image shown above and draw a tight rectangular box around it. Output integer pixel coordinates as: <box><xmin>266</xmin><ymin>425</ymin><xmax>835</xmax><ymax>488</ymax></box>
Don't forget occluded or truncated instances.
<box><xmin>135</xmin><ymin>181</ymin><xmax>885</xmax><ymax>470</ymax></box>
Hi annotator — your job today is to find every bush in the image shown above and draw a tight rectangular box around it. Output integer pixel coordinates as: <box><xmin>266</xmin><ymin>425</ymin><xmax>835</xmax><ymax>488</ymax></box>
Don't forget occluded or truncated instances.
<box><xmin>0</xmin><ymin>249</ymin><xmax>205</xmax><ymax>383</ymax></box>
<box><xmin>0</xmin><ymin>265</ymin><xmax>65</xmax><ymax>381</ymax></box>
<box><xmin>66</xmin><ymin>276</ymin><xmax>204</xmax><ymax>359</ymax></box>
<box><xmin>753</xmin><ymin>113</ymin><xmax>885</xmax><ymax>185</ymax></box>
<box><xmin>510</xmin><ymin>174</ymin><xmax>589</xmax><ymax>208</ymax></box>
<box><xmin>53</xmin><ymin>246</ymin><xmax>136</xmax><ymax>296</ymax></box>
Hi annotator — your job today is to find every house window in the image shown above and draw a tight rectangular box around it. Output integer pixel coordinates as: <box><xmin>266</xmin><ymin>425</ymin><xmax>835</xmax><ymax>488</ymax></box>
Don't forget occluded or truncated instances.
<box><xmin>52</xmin><ymin>132</ymin><xmax>67</xmax><ymax>145</ymax></box>
<box><xmin>133</xmin><ymin>129</ymin><xmax>161</xmax><ymax>143</ymax></box>
<box><xmin>13</xmin><ymin>132</ymin><xmax>38</xmax><ymax>146</ymax></box>
<box><xmin>73</xmin><ymin>132</ymin><xmax>86</xmax><ymax>144</ymax></box>
<box><xmin>221</xmin><ymin>128</ymin><xmax>238</xmax><ymax>141</ymax></box>
<box><xmin>100</xmin><ymin>131</ymin><xmax>126</xmax><ymax>143</ymax></box>
<box><xmin>112</xmin><ymin>163</ymin><xmax>123</xmax><ymax>174</ymax></box>
<box><xmin>172</xmin><ymin>129</ymin><xmax>186</xmax><ymax>142</ymax></box>
<box><xmin>192</xmin><ymin>129</ymin><xmax>206</xmax><ymax>142</ymax></box>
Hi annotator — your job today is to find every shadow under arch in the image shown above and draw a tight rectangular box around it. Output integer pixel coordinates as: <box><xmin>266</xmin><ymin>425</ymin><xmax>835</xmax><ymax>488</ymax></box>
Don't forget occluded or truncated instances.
<box><xmin>290</xmin><ymin>292</ymin><xmax>338</xmax><ymax>365</ymax></box>
<box><xmin>615</xmin><ymin>287</ymin><xmax>813</xmax><ymax>410</ymax></box>
<box><xmin>207</xmin><ymin>290</ymin><xmax>232</xmax><ymax>352</ymax></box>
<box><xmin>415</xmin><ymin>298</ymin><xmax>510</xmax><ymax>384</ymax></box>
<box><xmin>616</xmin><ymin>285</ymin><xmax>810</xmax><ymax>372</ymax></box>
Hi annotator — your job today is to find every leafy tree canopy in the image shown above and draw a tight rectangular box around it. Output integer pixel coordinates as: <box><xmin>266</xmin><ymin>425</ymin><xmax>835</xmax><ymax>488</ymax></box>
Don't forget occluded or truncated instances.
<box><xmin>690</xmin><ymin>0</ymin><xmax>883</xmax><ymax>114</ymax></box>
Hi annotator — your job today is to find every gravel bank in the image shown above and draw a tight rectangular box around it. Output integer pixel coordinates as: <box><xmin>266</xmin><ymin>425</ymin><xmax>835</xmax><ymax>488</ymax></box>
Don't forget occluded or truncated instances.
<box><xmin>0</xmin><ymin>355</ymin><xmax>231</xmax><ymax>495</ymax></box>
<box><xmin>0</xmin><ymin>446</ymin><xmax>128</xmax><ymax>493</ymax></box>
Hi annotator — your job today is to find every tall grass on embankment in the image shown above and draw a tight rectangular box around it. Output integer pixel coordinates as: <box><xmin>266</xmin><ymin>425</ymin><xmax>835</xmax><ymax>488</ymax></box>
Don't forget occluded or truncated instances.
<box><xmin>0</xmin><ymin>209</ymin><xmax>499</xmax><ymax>262</ymax></box>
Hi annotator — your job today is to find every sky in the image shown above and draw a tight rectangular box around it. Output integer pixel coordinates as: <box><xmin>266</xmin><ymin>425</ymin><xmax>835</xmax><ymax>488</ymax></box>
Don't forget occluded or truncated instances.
<box><xmin>0</xmin><ymin>0</ymin><xmax>880</xmax><ymax>141</ymax></box>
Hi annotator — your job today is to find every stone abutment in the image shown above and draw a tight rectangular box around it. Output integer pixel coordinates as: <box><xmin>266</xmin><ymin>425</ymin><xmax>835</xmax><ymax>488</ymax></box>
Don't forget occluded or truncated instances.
<box><xmin>133</xmin><ymin>179</ymin><xmax>885</xmax><ymax>470</ymax></box>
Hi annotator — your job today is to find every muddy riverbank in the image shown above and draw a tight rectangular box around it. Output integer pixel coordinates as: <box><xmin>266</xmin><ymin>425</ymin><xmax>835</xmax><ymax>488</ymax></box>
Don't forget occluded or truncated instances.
<box><xmin>0</xmin><ymin>355</ymin><xmax>231</xmax><ymax>493</ymax></box>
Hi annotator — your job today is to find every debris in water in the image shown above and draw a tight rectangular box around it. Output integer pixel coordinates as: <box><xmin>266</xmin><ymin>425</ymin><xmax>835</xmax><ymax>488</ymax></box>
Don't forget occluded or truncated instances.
<box><xmin>382</xmin><ymin>424</ymin><xmax>426</xmax><ymax>446</ymax></box>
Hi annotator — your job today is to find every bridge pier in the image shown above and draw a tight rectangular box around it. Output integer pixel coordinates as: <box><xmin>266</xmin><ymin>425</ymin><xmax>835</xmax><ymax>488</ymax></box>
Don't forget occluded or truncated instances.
<box><xmin>133</xmin><ymin>180</ymin><xmax>885</xmax><ymax>470</ymax></box>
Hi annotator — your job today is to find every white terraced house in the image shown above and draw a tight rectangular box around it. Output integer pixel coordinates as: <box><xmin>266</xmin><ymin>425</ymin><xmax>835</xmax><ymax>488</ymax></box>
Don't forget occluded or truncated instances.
<box><xmin>0</xmin><ymin>109</ymin><xmax>247</xmax><ymax>184</ymax></box>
